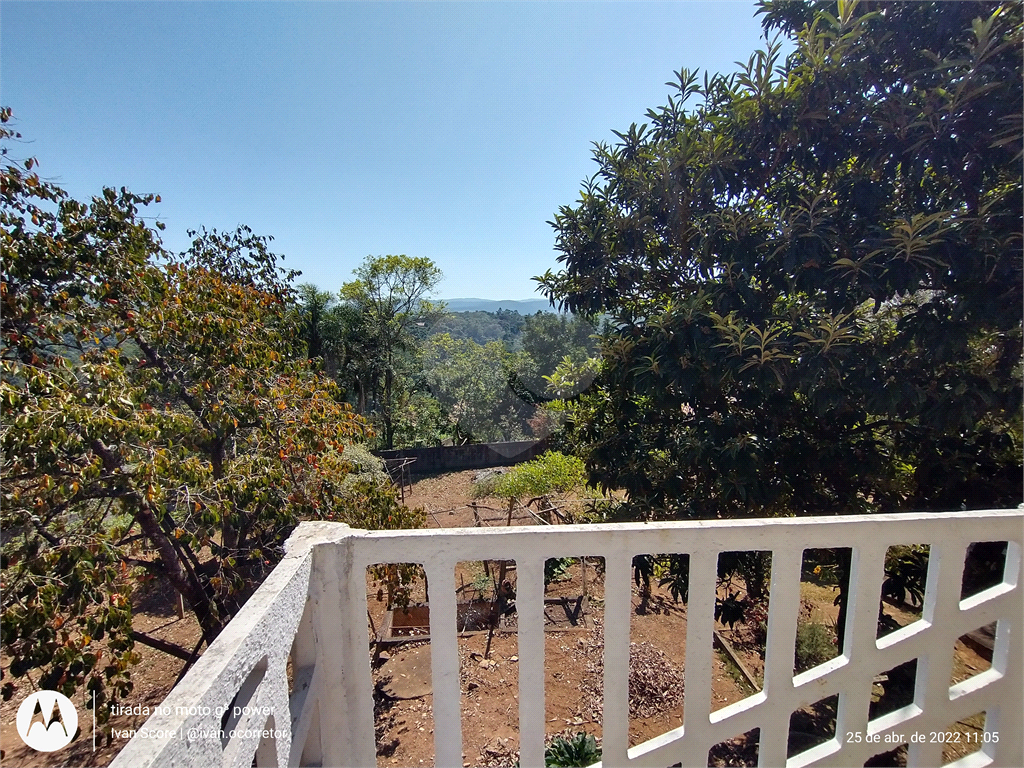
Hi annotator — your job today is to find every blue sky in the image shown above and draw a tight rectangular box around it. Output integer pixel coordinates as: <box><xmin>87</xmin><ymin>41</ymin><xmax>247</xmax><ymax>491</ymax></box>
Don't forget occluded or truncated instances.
<box><xmin>3</xmin><ymin>1</ymin><xmax>777</xmax><ymax>300</ymax></box>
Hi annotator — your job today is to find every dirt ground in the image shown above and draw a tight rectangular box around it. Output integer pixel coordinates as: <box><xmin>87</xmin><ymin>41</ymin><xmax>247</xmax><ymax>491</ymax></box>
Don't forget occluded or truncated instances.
<box><xmin>0</xmin><ymin>469</ymin><xmax>997</xmax><ymax>767</ymax></box>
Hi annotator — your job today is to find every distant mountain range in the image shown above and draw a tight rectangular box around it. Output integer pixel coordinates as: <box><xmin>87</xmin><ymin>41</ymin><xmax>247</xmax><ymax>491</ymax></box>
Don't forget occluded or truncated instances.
<box><xmin>439</xmin><ymin>298</ymin><xmax>559</xmax><ymax>314</ymax></box>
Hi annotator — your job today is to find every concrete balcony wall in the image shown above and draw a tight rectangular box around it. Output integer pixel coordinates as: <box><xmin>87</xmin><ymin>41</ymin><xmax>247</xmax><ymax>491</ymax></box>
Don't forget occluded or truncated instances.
<box><xmin>111</xmin><ymin>510</ymin><xmax>1023</xmax><ymax>768</ymax></box>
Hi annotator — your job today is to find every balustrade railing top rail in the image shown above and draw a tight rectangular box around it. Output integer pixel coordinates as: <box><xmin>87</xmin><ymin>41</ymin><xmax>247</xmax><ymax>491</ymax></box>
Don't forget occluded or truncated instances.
<box><xmin>111</xmin><ymin>509</ymin><xmax>1022</xmax><ymax>768</ymax></box>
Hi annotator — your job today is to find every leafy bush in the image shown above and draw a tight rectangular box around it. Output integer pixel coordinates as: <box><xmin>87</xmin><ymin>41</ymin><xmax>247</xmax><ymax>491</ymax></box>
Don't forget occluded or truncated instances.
<box><xmin>545</xmin><ymin>732</ymin><xmax>601</xmax><ymax>767</ymax></box>
<box><xmin>882</xmin><ymin>545</ymin><xmax>929</xmax><ymax>607</ymax></box>
<box><xmin>339</xmin><ymin>443</ymin><xmax>390</xmax><ymax>487</ymax></box>
<box><xmin>314</xmin><ymin>449</ymin><xmax>423</xmax><ymax>531</ymax></box>
<box><xmin>715</xmin><ymin>593</ymin><xmax>749</xmax><ymax>630</ymax></box>
<box><xmin>471</xmin><ymin>570</ymin><xmax>493</xmax><ymax>600</ymax></box>
<box><xmin>801</xmin><ymin>548</ymin><xmax>847</xmax><ymax>587</ymax></box>
<box><xmin>795</xmin><ymin>622</ymin><xmax>835</xmax><ymax>673</ymax></box>
<box><xmin>495</xmin><ymin>451</ymin><xmax>588</xmax><ymax>503</ymax></box>
<box><xmin>657</xmin><ymin>554</ymin><xmax>690</xmax><ymax>603</ymax></box>
<box><xmin>544</xmin><ymin>557</ymin><xmax>575</xmax><ymax>585</ymax></box>
<box><xmin>470</xmin><ymin>470</ymin><xmax>504</xmax><ymax>498</ymax></box>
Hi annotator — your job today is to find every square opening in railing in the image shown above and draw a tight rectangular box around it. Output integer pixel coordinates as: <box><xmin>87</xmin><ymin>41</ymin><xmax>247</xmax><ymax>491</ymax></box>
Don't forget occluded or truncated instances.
<box><xmin>862</xmin><ymin>743</ymin><xmax>907</xmax><ymax>766</ymax></box>
<box><xmin>795</xmin><ymin>549</ymin><xmax>846</xmax><ymax>674</ymax></box>
<box><xmin>455</xmin><ymin>558</ymin><xmax>519</xmax><ymax>767</ymax></box>
<box><xmin>712</xmin><ymin>550</ymin><xmax>771</xmax><ymax>711</ymax></box>
<box><xmin>868</xmin><ymin>658</ymin><xmax>917</xmax><ymax>723</ymax></box>
<box><xmin>949</xmin><ymin>621</ymin><xmax>996</xmax><ymax>692</ymax></box>
<box><xmin>366</xmin><ymin>561</ymin><xmax>433</xmax><ymax>768</ymax></box>
<box><xmin>544</xmin><ymin>556</ymin><xmax>604</xmax><ymax>748</ymax></box>
<box><xmin>788</xmin><ymin>693</ymin><xmax>838</xmax><ymax>759</ymax></box>
<box><xmin>628</xmin><ymin>553</ymin><xmax>688</xmax><ymax>747</ymax></box>
<box><xmin>877</xmin><ymin>545</ymin><xmax>930</xmax><ymax>640</ymax></box>
<box><xmin>960</xmin><ymin>541</ymin><xmax>1011</xmax><ymax>601</ymax></box>
<box><xmin>708</xmin><ymin>727</ymin><xmax>759</xmax><ymax>767</ymax></box>
<box><xmin>939</xmin><ymin>710</ymin><xmax>988</xmax><ymax>765</ymax></box>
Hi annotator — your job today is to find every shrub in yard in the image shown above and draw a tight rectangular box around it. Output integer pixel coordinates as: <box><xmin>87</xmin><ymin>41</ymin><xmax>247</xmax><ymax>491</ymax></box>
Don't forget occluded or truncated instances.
<box><xmin>470</xmin><ymin>469</ymin><xmax>505</xmax><ymax>498</ymax></box>
<box><xmin>794</xmin><ymin>621</ymin><xmax>835</xmax><ymax>673</ymax></box>
<box><xmin>881</xmin><ymin>545</ymin><xmax>929</xmax><ymax>607</ymax></box>
<box><xmin>495</xmin><ymin>451</ymin><xmax>588</xmax><ymax>503</ymax></box>
<box><xmin>544</xmin><ymin>556</ymin><xmax>575</xmax><ymax>585</ymax></box>
<box><xmin>545</xmin><ymin>732</ymin><xmax>601</xmax><ymax>767</ymax></box>
<box><xmin>339</xmin><ymin>443</ymin><xmax>391</xmax><ymax>487</ymax></box>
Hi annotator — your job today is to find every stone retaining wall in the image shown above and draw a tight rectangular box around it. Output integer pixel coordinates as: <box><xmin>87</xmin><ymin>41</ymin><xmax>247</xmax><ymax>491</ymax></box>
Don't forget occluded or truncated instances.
<box><xmin>373</xmin><ymin>439</ymin><xmax>547</xmax><ymax>474</ymax></box>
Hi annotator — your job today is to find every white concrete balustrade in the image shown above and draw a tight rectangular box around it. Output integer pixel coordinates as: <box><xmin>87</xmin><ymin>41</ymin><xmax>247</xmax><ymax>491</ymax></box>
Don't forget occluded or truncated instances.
<box><xmin>110</xmin><ymin>509</ymin><xmax>1022</xmax><ymax>768</ymax></box>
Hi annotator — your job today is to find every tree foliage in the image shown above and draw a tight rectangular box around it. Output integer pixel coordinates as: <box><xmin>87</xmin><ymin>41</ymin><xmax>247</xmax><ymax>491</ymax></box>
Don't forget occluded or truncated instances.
<box><xmin>428</xmin><ymin>308</ymin><xmax>526</xmax><ymax>346</ymax></box>
<box><xmin>419</xmin><ymin>315</ymin><xmax>600</xmax><ymax>444</ymax></box>
<box><xmin>297</xmin><ymin>278</ymin><xmax>603</xmax><ymax>448</ymax></box>
<box><xmin>537</xmin><ymin>1</ymin><xmax>1022</xmax><ymax>515</ymax></box>
<box><xmin>297</xmin><ymin>283</ymin><xmax>341</xmax><ymax>369</ymax></box>
<box><xmin>421</xmin><ymin>333</ymin><xmax>534</xmax><ymax>443</ymax></box>
<box><xmin>339</xmin><ymin>255</ymin><xmax>445</xmax><ymax>449</ymax></box>
<box><xmin>0</xmin><ymin>112</ymin><xmax>419</xmax><ymax>714</ymax></box>
<box><xmin>493</xmin><ymin>451</ymin><xmax>590</xmax><ymax>505</ymax></box>
<box><xmin>514</xmin><ymin>312</ymin><xmax>599</xmax><ymax>399</ymax></box>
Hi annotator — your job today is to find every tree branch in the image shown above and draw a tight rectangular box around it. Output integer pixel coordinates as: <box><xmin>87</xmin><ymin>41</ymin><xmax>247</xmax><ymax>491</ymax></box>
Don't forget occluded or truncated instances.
<box><xmin>30</xmin><ymin>517</ymin><xmax>62</xmax><ymax>547</ymax></box>
<box><xmin>133</xmin><ymin>337</ymin><xmax>216</xmax><ymax>434</ymax></box>
<box><xmin>130</xmin><ymin>631</ymin><xmax>193</xmax><ymax>661</ymax></box>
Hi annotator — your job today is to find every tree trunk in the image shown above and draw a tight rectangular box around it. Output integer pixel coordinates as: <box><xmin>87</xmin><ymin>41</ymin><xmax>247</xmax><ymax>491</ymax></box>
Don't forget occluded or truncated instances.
<box><xmin>383</xmin><ymin>367</ymin><xmax>395</xmax><ymax>449</ymax></box>
<box><xmin>356</xmin><ymin>379</ymin><xmax>367</xmax><ymax>414</ymax></box>
<box><xmin>211</xmin><ymin>438</ymin><xmax>240</xmax><ymax>553</ymax></box>
<box><xmin>135</xmin><ymin>504</ymin><xmax>222</xmax><ymax>642</ymax></box>
<box><xmin>90</xmin><ymin>439</ymin><xmax>223</xmax><ymax>641</ymax></box>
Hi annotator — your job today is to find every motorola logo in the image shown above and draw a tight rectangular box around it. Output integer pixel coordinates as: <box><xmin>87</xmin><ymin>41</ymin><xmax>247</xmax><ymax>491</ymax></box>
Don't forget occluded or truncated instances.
<box><xmin>16</xmin><ymin>690</ymin><xmax>79</xmax><ymax>752</ymax></box>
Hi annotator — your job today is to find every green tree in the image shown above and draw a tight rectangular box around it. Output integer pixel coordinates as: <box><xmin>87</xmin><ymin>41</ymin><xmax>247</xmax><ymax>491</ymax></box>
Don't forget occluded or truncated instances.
<box><xmin>0</xmin><ymin>113</ymin><xmax>420</xmax><ymax>715</ymax></box>
<box><xmin>295</xmin><ymin>283</ymin><xmax>375</xmax><ymax>398</ymax></box>
<box><xmin>296</xmin><ymin>283</ymin><xmax>338</xmax><ymax>365</ymax></box>
<box><xmin>538</xmin><ymin>0</ymin><xmax>1022</xmax><ymax>517</ymax></box>
<box><xmin>516</xmin><ymin>312</ymin><xmax>599</xmax><ymax>398</ymax></box>
<box><xmin>537</xmin><ymin>0</ymin><xmax>1021</xmax><ymax>650</ymax></box>
<box><xmin>428</xmin><ymin>309</ymin><xmax>526</xmax><ymax>346</ymax></box>
<box><xmin>422</xmin><ymin>334</ymin><xmax>536</xmax><ymax>442</ymax></box>
<box><xmin>388</xmin><ymin>390</ymin><xmax>452</xmax><ymax>448</ymax></box>
<box><xmin>532</xmin><ymin>354</ymin><xmax>603</xmax><ymax>442</ymax></box>
<box><xmin>340</xmin><ymin>255</ymin><xmax>445</xmax><ymax>449</ymax></box>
